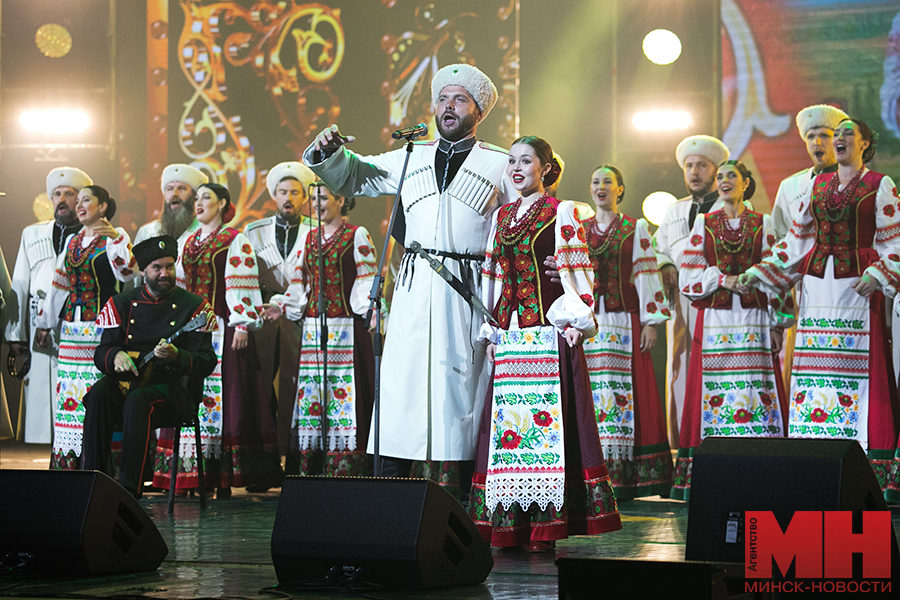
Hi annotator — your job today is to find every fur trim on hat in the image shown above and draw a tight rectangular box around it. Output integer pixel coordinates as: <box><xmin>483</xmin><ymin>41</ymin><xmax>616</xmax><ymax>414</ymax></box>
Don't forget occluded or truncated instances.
<box><xmin>266</xmin><ymin>161</ymin><xmax>316</xmax><ymax>198</ymax></box>
<box><xmin>160</xmin><ymin>163</ymin><xmax>209</xmax><ymax>192</ymax></box>
<box><xmin>46</xmin><ymin>167</ymin><xmax>92</xmax><ymax>199</ymax></box>
<box><xmin>431</xmin><ymin>63</ymin><xmax>499</xmax><ymax>120</ymax></box>
<box><xmin>675</xmin><ymin>135</ymin><xmax>730</xmax><ymax>169</ymax></box>
<box><xmin>795</xmin><ymin>104</ymin><xmax>849</xmax><ymax>139</ymax></box>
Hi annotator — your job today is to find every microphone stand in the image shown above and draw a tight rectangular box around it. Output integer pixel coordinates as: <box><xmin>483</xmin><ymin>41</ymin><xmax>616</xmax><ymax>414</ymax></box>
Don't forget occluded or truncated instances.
<box><xmin>365</xmin><ymin>132</ymin><xmax>423</xmax><ymax>477</ymax></box>
<box><xmin>315</xmin><ymin>190</ymin><xmax>329</xmax><ymax>476</ymax></box>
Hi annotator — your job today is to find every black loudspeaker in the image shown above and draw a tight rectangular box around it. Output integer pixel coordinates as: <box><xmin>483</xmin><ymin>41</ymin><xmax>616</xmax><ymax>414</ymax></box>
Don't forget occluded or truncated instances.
<box><xmin>271</xmin><ymin>477</ymin><xmax>493</xmax><ymax>589</ymax></box>
<box><xmin>0</xmin><ymin>470</ymin><xmax>168</xmax><ymax>574</ymax></box>
<box><xmin>685</xmin><ymin>437</ymin><xmax>892</xmax><ymax>563</ymax></box>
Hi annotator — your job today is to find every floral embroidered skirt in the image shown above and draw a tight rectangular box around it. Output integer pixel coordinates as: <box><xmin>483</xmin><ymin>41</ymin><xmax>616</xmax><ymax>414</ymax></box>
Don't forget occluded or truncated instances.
<box><xmin>672</xmin><ymin>303</ymin><xmax>788</xmax><ymax>500</ymax></box>
<box><xmin>468</xmin><ymin>327</ymin><xmax>621</xmax><ymax>547</ymax></box>
<box><xmin>288</xmin><ymin>316</ymin><xmax>374</xmax><ymax>477</ymax></box>
<box><xmin>785</xmin><ymin>273</ymin><xmax>900</xmax><ymax>501</ymax></box>
<box><xmin>585</xmin><ymin>310</ymin><xmax>673</xmax><ymax>500</ymax></box>
<box><xmin>51</xmin><ymin>318</ymin><xmax>104</xmax><ymax>470</ymax></box>
<box><xmin>153</xmin><ymin>320</ymin><xmax>283</xmax><ymax>489</ymax></box>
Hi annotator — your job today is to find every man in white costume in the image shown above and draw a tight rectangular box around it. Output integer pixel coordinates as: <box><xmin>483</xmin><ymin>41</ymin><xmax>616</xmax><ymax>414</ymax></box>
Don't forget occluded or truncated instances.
<box><xmin>5</xmin><ymin>167</ymin><xmax>92</xmax><ymax>443</ymax></box>
<box><xmin>243</xmin><ymin>161</ymin><xmax>316</xmax><ymax>457</ymax></box>
<box><xmin>303</xmin><ymin>63</ymin><xmax>514</xmax><ymax>485</ymax></box>
<box><xmin>652</xmin><ymin>135</ymin><xmax>730</xmax><ymax>448</ymax></box>
<box><xmin>133</xmin><ymin>163</ymin><xmax>208</xmax><ymax>249</ymax></box>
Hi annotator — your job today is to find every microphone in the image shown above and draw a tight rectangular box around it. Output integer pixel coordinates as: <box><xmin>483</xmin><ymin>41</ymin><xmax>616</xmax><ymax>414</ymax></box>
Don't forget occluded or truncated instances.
<box><xmin>391</xmin><ymin>123</ymin><xmax>428</xmax><ymax>140</ymax></box>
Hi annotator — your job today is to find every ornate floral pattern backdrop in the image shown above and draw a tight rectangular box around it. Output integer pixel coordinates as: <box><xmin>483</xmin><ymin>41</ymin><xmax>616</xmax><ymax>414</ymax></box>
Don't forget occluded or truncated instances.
<box><xmin>163</xmin><ymin>0</ymin><xmax>519</xmax><ymax>240</ymax></box>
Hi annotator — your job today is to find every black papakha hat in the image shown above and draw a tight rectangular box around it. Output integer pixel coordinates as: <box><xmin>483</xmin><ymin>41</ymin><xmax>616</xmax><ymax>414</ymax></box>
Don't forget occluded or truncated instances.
<box><xmin>134</xmin><ymin>235</ymin><xmax>178</xmax><ymax>271</ymax></box>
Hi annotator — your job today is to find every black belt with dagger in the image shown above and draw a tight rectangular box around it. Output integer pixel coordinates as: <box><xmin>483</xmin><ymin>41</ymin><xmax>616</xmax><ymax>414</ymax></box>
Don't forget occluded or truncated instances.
<box><xmin>406</xmin><ymin>240</ymin><xmax>498</xmax><ymax>326</ymax></box>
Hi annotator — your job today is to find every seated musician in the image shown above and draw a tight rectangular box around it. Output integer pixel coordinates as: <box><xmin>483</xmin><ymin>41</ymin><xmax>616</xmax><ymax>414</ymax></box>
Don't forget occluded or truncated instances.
<box><xmin>81</xmin><ymin>235</ymin><xmax>217</xmax><ymax>498</ymax></box>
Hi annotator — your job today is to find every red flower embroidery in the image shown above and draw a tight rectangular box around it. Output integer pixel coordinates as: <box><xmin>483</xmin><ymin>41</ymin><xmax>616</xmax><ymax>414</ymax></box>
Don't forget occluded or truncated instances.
<box><xmin>202</xmin><ymin>396</ymin><xmax>217</xmax><ymax>408</ymax></box>
<box><xmin>709</xmin><ymin>395</ymin><xmax>724</xmax><ymax>408</ymax></box>
<box><xmin>692</xmin><ymin>283</ymin><xmax>702</xmax><ymax>293</ymax></box>
<box><xmin>758</xmin><ymin>392</ymin><xmax>772</xmax><ymax>406</ymax></box>
<box><xmin>777</xmin><ymin>252</ymin><xmax>788</xmax><ymax>263</ymax></box>
<box><xmin>838</xmin><ymin>394</ymin><xmax>853</xmax><ymax>407</ymax></box>
<box><xmin>244</xmin><ymin>257</ymin><xmax>255</xmax><ymax>268</ymax></box>
<box><xmin>733</xmin><ymin>409</ymin><xmax>753</xmax><ymax>423</ymax></box>
<box><xmin>646</xmin><ymin>302</ymin><xmax>658</xmax><ymax>313</ymax></box>
<box><xmin>661</xmin><ymin>307</ymin><xmax>671</xmax><ymax>317</ymax></box>
<box><xmin>615</xmin><ymin>394</ymin><xmax>628</xmax><ymax>407</ymax></box>
<box><xmin>766</xmin><ymin>234</ymin><xmax>775</xmax><ymax>246</ymax></box>
<box><xmin>654</xmin><ymin>291</ymin><xmax>665</xmax><ymax>303</ymax></box>
<box><xmin>794</xmin><ymin>391</ymin><xmax>806</xmax><ymax>404</ymax></box>
<box><xmin>691</xmin><ymin>234</ymin><xmax>703</xmax><ymax>246</ymax></box>
<box><xmin>885</xmin><ymin>204</ymin><xmax>896</xmax><ymax>217</ymax></box>
<box><xmin>229</xmin><ymin>257</ymin><xmax>241</xmax><ymax>267</ymax></box>
<box><xmin>121</xmin><ymin>269</ymin><xmax>133</xmax><ymax>276</ymax></box>
<box><xmin>597</xmin><ymin>410</ymin><xmax>608</xmax><ymax>423</ymax></box>
<box><xmin>892</xmin><ymin>187</ymin><xmax>898</xmax><ymax>199</ymax></box>
<box><xmin>640</xmin><ymin>238</ymin><xmax>651</xmax><ymax>250</ymax></box>
<box><xmin>517</xmin><ymin>282</ymin><xmax>535</xmax><ymax>299</ymax></box>
<box><xmin>309</xmin><ymin>402</ymin><xmax>323</xmax><ymax>416</ymax></box>
<box><xmin>242</xmin><ymin>244</ymin><xmax>252</xmax><ymax>254</ymax></box>
<box><xmin>576</xmin><ymin>228</ymin><xmax>586</xmax><ymax>242</ymax></box>
<box><xmin>500</xmin><ymin>429</ymin><xmax>522</xmax><ymax>449</ymax></box>
<box><xmin>233</xmin><ymin>304</ymin><xmax>245</xmax><ymax>314</ymax></box>
<box><xmin>580</xmin><ymin>293</ymin><xmax>594</xmax><ymax>306</ymax></box>
<box><xmin>560</xmin><ymin>225</ymin><xmax>576</xmax><ymax>241</ymax></box>
<box><xmin>889</xmin><ymin>254</ymin><xmax>900</xmax><ymax>262</ymax></box>
<box><xmin>63</xmin><ymin>397</ymin><xmax>79</xmax><ymax>411</ymax></box>
<box><xmin>533</xmin><ymin>411</ymin><xmax>552</xmax><ymax>427</ymax></box>
<box><xmin>247</xmin><ymin>311</ymin><xmax>257</xmax><ymax>319</ymax></box>
<box><xmin>683</xmin><ymin>286</ymin><xmax>690</xmax><ymax>293</ymax></box>
<box><xmin>810</xmin><ymin>408</ymin><xmax>828</xmax><ymax>423</ymax></box>
<box><xmin>776</xmin><ymin>241</ymin><xmax>787</xmax><ymax>250</ymax></box>
<box><xmin>114</xmin><ymin>256</ymin><xmax>125</xmax><ymax>266</ymax></box>
<box><xmin>358</xmin><ymin>246</ymin><xmax>371</xmax><ymax>256</ymax></box>
<box><xmin>297</xmin><ymin>389</ymin><xmax>304</xmax><ymax>400</ymax></box>
<box><xmin>334</xmin><ymin>388</ymin><xmax>348</xmax><ymax>400</ymax></box>
<box><xmin>242</xmin><ymin>297</ymin><xmax>252</xmax><ymax>305</ymax></box>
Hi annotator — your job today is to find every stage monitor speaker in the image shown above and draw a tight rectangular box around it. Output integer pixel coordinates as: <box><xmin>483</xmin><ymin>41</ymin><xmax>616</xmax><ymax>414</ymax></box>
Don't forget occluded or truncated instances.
<box><xmin>685</xmin><ymin>437</ymin><xmax>895</xmax><ymax>565</ymax></box>
<box><xmin>271</xmin><ymin>477</ymin><xmax>493</xmax><ymax>589</ymax></box>
<box><xmin>0</xmin><ymin>470</ymin><xmax>168</xmax><ymax>575</ymax></box>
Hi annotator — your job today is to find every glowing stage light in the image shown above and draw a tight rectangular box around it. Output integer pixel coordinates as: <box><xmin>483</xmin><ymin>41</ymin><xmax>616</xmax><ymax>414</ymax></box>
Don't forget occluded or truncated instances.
<box><xmin>35</xmin><ymin>24</ymin><xmax>72</xmax><ymax>58</ymax></box>
<box><xmin>20</xmin><ymin>109</ymin><xmax>90</xmax><ymax>134</ymax></box>
<box><xmin>642</xmin><ymin>191</ymin><xmax>678</xmax><ymax>227</ymax></box>
<box><xmin>633</xmin><ymin>110</ymin><xmax>692</xmax><ymax>131</ymax></box>
<box><xmin>642</xmin><ymin>29</ymin><xmax>682</xmax><ymax>65</ymax></box>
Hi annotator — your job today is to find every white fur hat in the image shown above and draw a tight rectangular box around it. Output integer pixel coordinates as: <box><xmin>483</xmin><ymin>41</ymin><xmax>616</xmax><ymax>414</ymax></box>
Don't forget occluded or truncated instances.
<box><xmin>431</xmin><ymin>63</ymin><xmax>499</xmax><ymax>120</ymax></box>
<box><xmin>46</xmin><ymin>167</ymin><xmax>92</xmax><ymax>199</ymax></box>
<box><xmin>675</xmin><ymin>135</ymin><xmax>730</xmax><ymax>169</ymax></box>
<box><xmin>266</xmin><ymin>161</ymin><xmax>316</xmax><ymax>199</ymax></box>
<box><xmin>795</xmin><ymin>104</ymin><xmax>849</xmax><ymax>139</ymax></box>
<box><xmin>160</xmin><ymin>163</ymin><xmax>208</xmax><ymax>192</ymax></box>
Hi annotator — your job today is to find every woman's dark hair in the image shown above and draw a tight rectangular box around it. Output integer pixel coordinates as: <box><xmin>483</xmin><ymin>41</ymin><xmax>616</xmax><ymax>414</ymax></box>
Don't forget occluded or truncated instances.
<box><xmin>838</xmin><ymin>118</ymin><xmax>878</xmax><ymax>164</ymax></box>
<box><xmin>592</xmin><ymin>164</ymin><xmax>626</xmax><ymax>203</ymax></box>
<box><xmin>718</xmin><ymin>160</ymin><xmax>756</xmax><ymax>200</ymax></box>
<box><xmin>512</xmin><ymin>135</ymin><xmax>561</xmax><ymax>188</ymax></box>
<box><xmin>199</xmin><ymin>182</ymin><xmax>234</xmax><ymax>222</ymax></box>
<box><xmin>309</xmin><ymin>180</ymin><xmax>354</xmax><ymax>216</ymax></box>
<box><xmin>83</xmin><ymin>185</ymin><xmax>117</xmax><ymax>219</ymax></box>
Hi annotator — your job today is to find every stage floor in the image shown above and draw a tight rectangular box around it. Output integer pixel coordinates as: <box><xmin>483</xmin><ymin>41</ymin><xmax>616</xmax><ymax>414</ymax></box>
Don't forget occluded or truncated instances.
<box><xmin>1</xmin><ymin>439</ymin><xmax>898</xmax><ymax>599</ymax></box>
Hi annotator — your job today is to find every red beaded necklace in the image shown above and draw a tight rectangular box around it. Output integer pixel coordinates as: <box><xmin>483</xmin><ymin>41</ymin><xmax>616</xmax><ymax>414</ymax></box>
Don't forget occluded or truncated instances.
<box><xmin>820</xmin><ymin>168</ymin><xmax>864</xmax><ymax>222</ymax></box>
<box><xmin>588</xmin><ymin>213</ymin><xmax>622</xmax><ymax>257</ymax></box>
<box><xmin>309</xmin><ymin>220</ymin><xmax>349</xmax><ymax>261</ymax></box>
<box><xmin>497</xmin><ymin>194</ymin><xmax>549</xmax><ymax>245</ymax></box>
<box><xmin>66</xmin><ymin>231</ymin><xmax>103</xmax><ymax>268</ymax></box>
<box><xmin>716</xmin><ymin>210</ymin><xmax>750</xmax><ymax>254</ymax></box>
<box><xmin>185</xmin><ymin>226</ymin><xmax>222</xmax><ymax>259</ymax></box>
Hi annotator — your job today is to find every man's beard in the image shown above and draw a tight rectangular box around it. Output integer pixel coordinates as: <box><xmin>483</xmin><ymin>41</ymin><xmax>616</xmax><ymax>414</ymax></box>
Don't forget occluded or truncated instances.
<box><xmin>436</xmin><ymin>111</ymin><xmax>479</xmax><ymax>142</ymax></box>
<box><xmin>160</xmin><ymin>200</ymin><xmax>196</xmax><ymax>238</ymax></box>
<box><xmin>54</xmin><ymin>204</ymin><xmax>79</xmax><ymax>227</ymax></box>
<box><xmin>146</xmin><ymin>276</ymin><xmax>175</xmax><ymax>297</ymax></box>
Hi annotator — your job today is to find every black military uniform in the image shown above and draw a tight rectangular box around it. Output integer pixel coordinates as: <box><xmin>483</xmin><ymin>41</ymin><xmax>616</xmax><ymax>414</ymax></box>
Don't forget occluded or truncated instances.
<box><xmin>81</xmin><ymin>237</ymin><xmax>217</xmax><ymax>495</ymax></box>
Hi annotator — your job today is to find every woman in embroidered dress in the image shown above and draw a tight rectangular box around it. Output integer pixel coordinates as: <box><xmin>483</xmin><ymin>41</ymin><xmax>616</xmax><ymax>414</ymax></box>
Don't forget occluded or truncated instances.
<box><xmin>36</xmin><ymin>185</ymin><xmax>137</xmax><ymax>469</ymax></box>
<box><xmin>468</xmin><ymin>136</ymin><xmax>622</xmax><ymax>551</ymax></box>
<box><xmin>152</xmin><ymin>182</ymin><xmax>282</xmax><ymax>497</ymax></box>
<box><xmin>740</xmin><ymin>119</ymin><xmax>900</xmax><ymax>500</ymax></box>
<box><xmin>581</xmin><ymin>165</ymin><xmax>673</xmax><ymax>500</ymax></box>
<box><xmin>673</xmin><ymin>161</ymin><xmax>792</xmax><ymax>500</ymax></box>
<box><xmin>263</xmin><ymin>182</ymin><xmax>376</xmax><ymax>476</ymax></box>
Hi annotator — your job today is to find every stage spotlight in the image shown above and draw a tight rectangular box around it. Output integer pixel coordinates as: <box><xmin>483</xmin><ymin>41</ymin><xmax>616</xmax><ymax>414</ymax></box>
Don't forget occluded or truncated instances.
<box><xmin>35</xmin><ymin>23</ymin><xmax>72</xmax><ymax>58</ymax></box>
<box><xmin>633</xmin><ymin>110</ymin><xmax>692</xmax><ymax>131</ymax></box>
<box><xmin>20</xmin><ymin>109</ymin><xmax>90</xmax><ymax>134</ymax></box>
<box><xmin>642</xmin><ymin>29</ymin><xmax>682</xmax><ymax>65</ymax></box>
<box><xmin>642</xmin><ymin>191</ymin><xmax>677</xmax><ymax>226</ymax></box>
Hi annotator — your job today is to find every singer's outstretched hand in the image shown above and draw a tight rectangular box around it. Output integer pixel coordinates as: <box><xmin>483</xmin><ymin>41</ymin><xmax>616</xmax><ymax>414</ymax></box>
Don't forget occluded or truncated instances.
<box><xmin>314</xmin><ymin>124</ymin><xmax>356</xmax><ymax>153</ymax></box>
